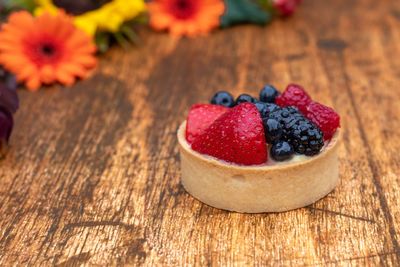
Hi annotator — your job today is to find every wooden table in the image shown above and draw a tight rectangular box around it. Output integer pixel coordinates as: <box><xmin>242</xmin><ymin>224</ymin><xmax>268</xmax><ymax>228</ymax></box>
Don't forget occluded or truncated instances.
<box><xmin>1</xmin><ymin>0</ymin><xmax>400</xmax><ymax>265</ymax></box>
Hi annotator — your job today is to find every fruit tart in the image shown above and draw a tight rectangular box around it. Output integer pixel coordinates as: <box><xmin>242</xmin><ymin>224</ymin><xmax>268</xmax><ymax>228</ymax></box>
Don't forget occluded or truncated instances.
<box><xmin>177</xmin><ymin>84</ymin><xmax>341</xmax><ymax>213</ymax></box>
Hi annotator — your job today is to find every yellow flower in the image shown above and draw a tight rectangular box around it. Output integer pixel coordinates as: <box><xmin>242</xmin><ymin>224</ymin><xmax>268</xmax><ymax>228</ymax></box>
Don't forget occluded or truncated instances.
<box><xmin>35</xmin><ymin>0</ymin><xmax>146</xmax><ymax>36</ymax></box>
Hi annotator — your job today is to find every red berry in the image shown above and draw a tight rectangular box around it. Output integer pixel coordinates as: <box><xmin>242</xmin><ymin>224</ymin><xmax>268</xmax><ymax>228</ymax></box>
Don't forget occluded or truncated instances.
<box><xmin>275</xmin><ymin>84</ymin><xmax>312</xmax><ymax>114</ymax></box>
<box><xmin>273</xmin><ymin>0</ymin><xmax>302</xmax><ymax>16</ymax></box>
<box><xmin>191</xmin><ymin>103</ymin><xmax>267</xmax><ymax>165</ymax></box>
<box><xmin>305</xmin><ymin>102</ymin><xmax>340</xmax><ymax>140</ymax></box>
<box><xmin>186</xmin><ymin>104</ymin><xmax>228</xmax><ymax>144</ymax></box>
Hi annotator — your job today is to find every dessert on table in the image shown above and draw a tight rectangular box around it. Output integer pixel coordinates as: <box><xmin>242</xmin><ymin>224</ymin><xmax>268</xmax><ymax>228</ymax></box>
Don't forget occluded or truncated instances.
<box><xmin>177</xmin><ymin>84</ymin><xmax>341</xmax><ymax>213</ymax></box>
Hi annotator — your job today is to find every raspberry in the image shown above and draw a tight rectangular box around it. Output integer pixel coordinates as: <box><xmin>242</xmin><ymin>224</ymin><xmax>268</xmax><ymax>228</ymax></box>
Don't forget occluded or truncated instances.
<box><xmin>305</xmin><ymin>102</ymin><xmax>340</xmax><ymax>140</ymax></box>
<box><xmin>275</xmin><ymin>84</ymin><xmax>312</xmax><ymax>114</ymax></box>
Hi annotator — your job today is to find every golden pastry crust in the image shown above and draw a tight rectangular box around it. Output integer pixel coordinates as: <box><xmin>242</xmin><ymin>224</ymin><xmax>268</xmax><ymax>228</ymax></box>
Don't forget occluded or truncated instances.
<box><xmin>177</xmin><ymin>121</ymin><xmax>340</xmax><ymax>213</ymax></box>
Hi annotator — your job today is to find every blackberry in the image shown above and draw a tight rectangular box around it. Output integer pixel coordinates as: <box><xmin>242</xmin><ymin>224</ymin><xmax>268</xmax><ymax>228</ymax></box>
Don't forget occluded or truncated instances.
<box><xmin>255</xmin><ymin>101</ymin><xmax>280</xmax><ymax>119</ymax></box>
<box><xmin>210</xmin><ymin>91</ymin><xmax>235</xmax><ymax>107</ymax></box>
<box><xmin>265</xmin><ymin>103</ymin><xmax>280</xmax><ymax>113</ymax></box>
<box><xmin>288</xmin><ymin>120</ymin><xmax>324</xmax><ymax>156</ymax></box>
<box><xmin>263</xmin><ymin>118</ymin><xmax>282</xmax><ymax>143</ymax></box>
<box><xmin>235</xmin><ymin>94</ymin><xmax>256</xmax><ymax>105</ymax></box>
<box><xmin>268</xmin><ymin>106</ymin><xmax>324</xmax><ymax>156</ymax></box>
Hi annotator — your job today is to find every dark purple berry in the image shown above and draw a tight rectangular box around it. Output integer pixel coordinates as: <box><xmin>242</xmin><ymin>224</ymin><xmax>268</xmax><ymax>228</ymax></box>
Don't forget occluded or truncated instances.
<box><xmin>0</xmin><ymin>68</ymin><xmax>18</xmax><ymax>155</ymax></box>
<box><xmin>0</xmin><ymin>108</ymin><xmax>13</xmax><ymax>155</ymax></box>
<box><xmin>269</xmin><ymin>107</ymin><xmax>324</xmax><ymax>156</ymax></box>
<box><xmin>210</xmin><ymin>91</ymin><xmax>235</xmax><ymax>107</ymax></box>
<box><xmin>259</xmin><ymin>85</ymin><xmax>280</xmax><ymax>103</ymax></box>
<box><xmin>235</xmin><ymin>94</ymin><xmax>256</xmax><ymax>105</ymax></box>
<box><xmin>263</xmin><ymin>118</ymin><xmax>282</xmax><ymax>143</ymax></box>
<box><xmin>254</xmin><ymin>101</ymin><xmax>269</xmax><ymax>118</ymax></box>
<box><xmin>265</xmin><ymin>103</ymin><xmax>280</xmax><ymax>113</ymax></box>
<box><xmin>255</xmin><ymin>101</ymin><xmax>281</xmax><ymax>119</ymax></box>
<box><xmin>270</xmin><ymin>141</ymin><xmax>294</xmax><ymax>161</ymax></box>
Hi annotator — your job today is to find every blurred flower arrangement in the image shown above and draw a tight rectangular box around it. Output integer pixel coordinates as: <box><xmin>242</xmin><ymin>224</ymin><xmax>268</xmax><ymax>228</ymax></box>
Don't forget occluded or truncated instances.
<box><xmin>0</xmin><ymin>0</ymin><xmax>301</xmax><ymax>150</ymax></box>
<box><xmin>0</xmin><ymin>0</ymin><xmax>302</xmax><ymax>91</ymax></box>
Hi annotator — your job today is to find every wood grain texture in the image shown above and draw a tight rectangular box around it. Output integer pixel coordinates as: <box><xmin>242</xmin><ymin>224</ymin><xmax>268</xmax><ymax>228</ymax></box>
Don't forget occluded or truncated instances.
<box><xmin>1</xmin><ymin>0</ymin><xmax>400</xmax><ymax>265</ymax></box>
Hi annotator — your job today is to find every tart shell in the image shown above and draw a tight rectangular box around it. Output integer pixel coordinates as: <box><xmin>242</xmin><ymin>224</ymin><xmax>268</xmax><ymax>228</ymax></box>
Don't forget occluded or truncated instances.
<box><xmin>177</xmin><ymin>121</ymin><xmax>340</xmax><ymax>213</ymax></box>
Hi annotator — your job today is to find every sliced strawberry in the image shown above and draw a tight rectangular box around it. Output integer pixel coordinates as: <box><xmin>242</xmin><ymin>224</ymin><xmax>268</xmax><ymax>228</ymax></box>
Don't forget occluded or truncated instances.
<box><xmin>305</xmin><ymin>102</ymin><xmax>340</xmax><ymax>140</ymax></box>
<box><xmin>191</xmin><ymin>103</ymin><xmax>267</xmax><ymax>165</ymax></box>
<box><xmin>185</xmin><ymin>104</ymin><xmax>228</xmax><ymax>144</ymax></box>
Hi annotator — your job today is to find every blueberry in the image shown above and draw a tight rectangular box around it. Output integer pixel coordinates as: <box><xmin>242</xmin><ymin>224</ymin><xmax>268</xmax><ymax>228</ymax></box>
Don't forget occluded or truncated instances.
<box><xmin>263</xmin><ymin>118</ymin><xmax>283</xmax><ymax>143</ymax></box>
<box><xmin>210</xmin><ymin>91</ymin><xmax>235</xmax><ymax>107</ymax></box>
<box><xmin>259</xmin><ymin>85</ymin><xmax>280</xmax><ymax>103</ymax></box>
<box><xmin>270</xmin><ymin>141</ymin><xmax>294</xmax><ymax>161</ymax></box>
<box><xmin>235</xmin><ymin>94</ymin><xmax>256</xmax><ymax>105</ymax></box>
<box><xmin>254</xmin><ymin>101</ymin><xmax>269</xmax><ymax>118</ymax></box>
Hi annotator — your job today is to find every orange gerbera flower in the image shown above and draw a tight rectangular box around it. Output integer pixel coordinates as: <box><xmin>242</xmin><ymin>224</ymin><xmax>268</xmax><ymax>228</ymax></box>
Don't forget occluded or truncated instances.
<box><xmin>148</xmin><ymin>0</ymin><xmax>225</xmax><ymax>37</ymax></box>
<box><xmin>0</xmin><ymin>11</ymin><xmax>97</xmax><ymax>91</ymax></box>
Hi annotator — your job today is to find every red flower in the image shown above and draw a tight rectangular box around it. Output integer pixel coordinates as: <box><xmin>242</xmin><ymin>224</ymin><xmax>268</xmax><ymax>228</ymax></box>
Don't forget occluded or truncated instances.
<box><xmin>148</xmin><ymin>0</ymin><xmax>225</xmax><ymax>37</ymax></box>
<box><xmin>273</xmin><ymin>0</ymin><xmax>302</xmax><ymax>16</ymax></box>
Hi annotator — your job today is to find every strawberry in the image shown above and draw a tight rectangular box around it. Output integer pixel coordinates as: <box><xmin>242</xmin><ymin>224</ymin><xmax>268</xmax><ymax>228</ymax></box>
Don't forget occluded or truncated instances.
<box><xmin>275</xmin><ymin>84</ymin><xmax>312</xmax><ymax>114</ymax></box>
<box><xmin>185</xmin><ymin>104</ymin><xmax>228</xmax><ymax>144</ymax></box>
<box><xmin>305</xmin><ymin>102</ymin><xmax>340</xmax><ymax>140</ymax></box>
<box><xmin>191</xmin><ymin>103</ymin><xmax>267</xmax><ymax>165</ymax></box>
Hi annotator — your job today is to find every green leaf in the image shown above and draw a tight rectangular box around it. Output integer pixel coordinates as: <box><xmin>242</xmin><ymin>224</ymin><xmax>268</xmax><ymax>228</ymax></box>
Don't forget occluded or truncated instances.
<box><xmin>257</xmin><ymin>0</ymin><xmax>278</xmax><ymax>15</ymax></box>
<box><xmin>95</xmin><ymin>32</ymin><xmax>111</xmax><ymax>54</ymax></box>
<box><xmin>120</xmin><ymin>25</ymin><xmax>141</xmax><ymax>45</ymax></box>
<box><xmin>221</xmin><ymin>0</ymin><xmax>272</xmax><ymax>27</ymax></box>
<box><xmin>3</xmin><ymin>0</ymin><xmax>36</xmax><ymax>12</ymax></box>
<box><xmin>113</xmin><ymin>32</ymin><xmax>131</xmax><ymax>50</ymax></box>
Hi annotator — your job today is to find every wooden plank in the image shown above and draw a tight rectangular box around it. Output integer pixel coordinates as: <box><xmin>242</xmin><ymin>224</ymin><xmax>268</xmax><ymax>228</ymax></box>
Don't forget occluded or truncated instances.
<box><xmin>0</xmin><ymin>0</ymin><xmax>400</xmax><ymax>265</ymax></box>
